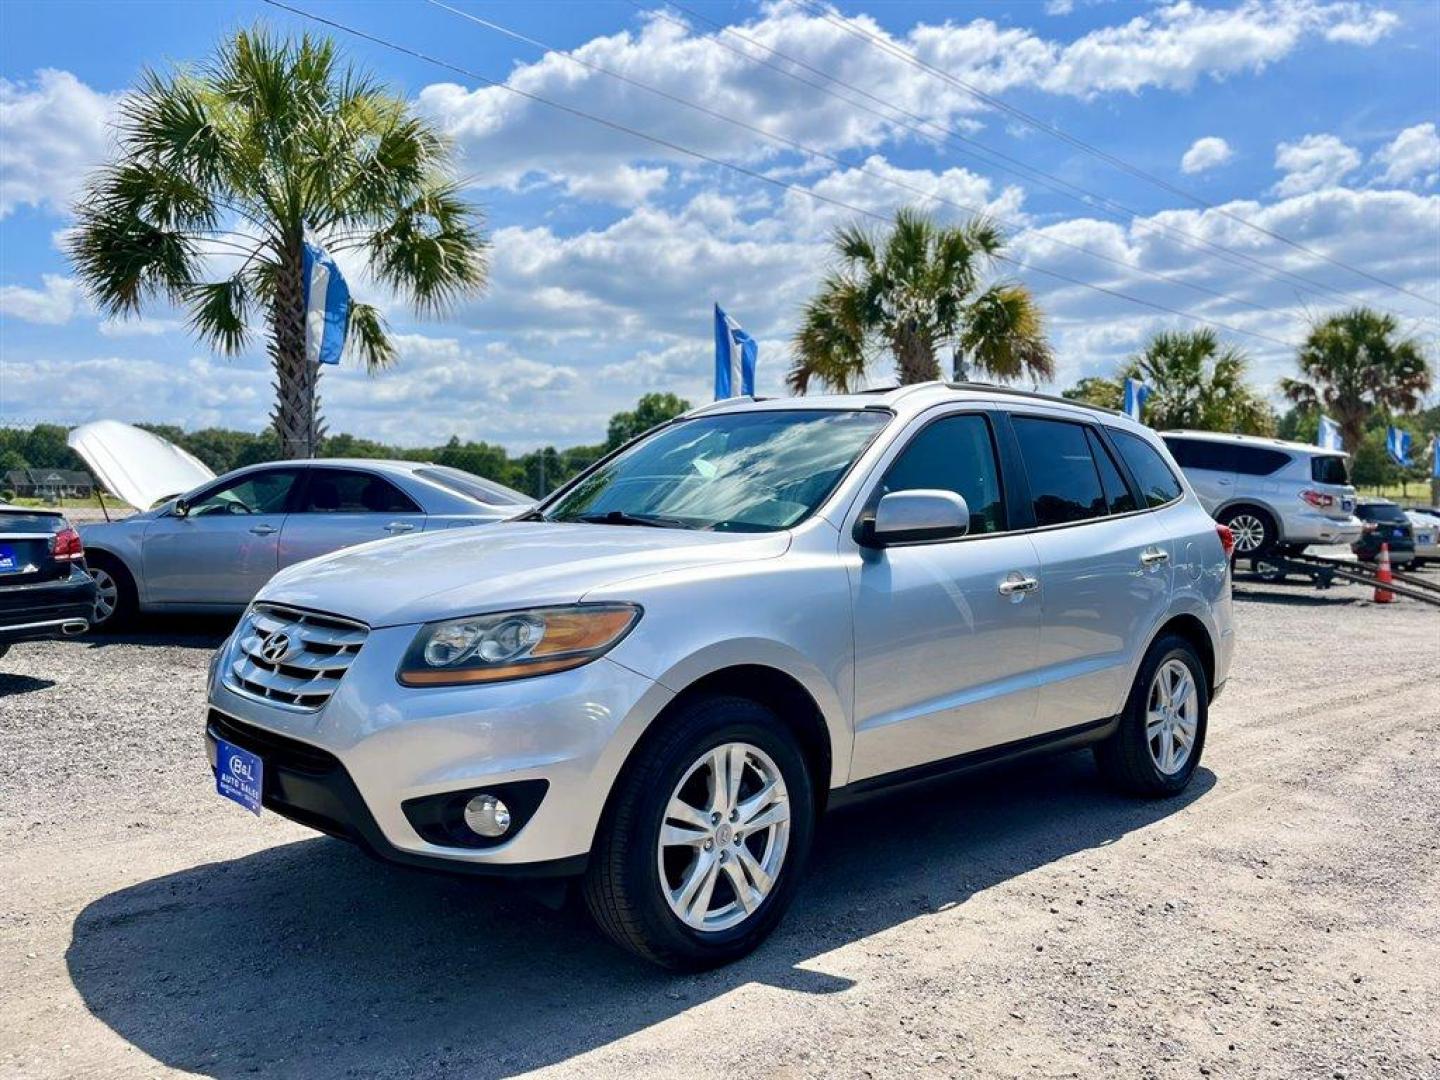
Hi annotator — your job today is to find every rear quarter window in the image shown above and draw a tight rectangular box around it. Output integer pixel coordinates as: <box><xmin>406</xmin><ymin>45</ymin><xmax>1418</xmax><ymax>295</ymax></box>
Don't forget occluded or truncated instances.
<box><xmin>1113</xmin><ymin>431</ymin><xmax>1184</xmax><ymax>508</ymax></box>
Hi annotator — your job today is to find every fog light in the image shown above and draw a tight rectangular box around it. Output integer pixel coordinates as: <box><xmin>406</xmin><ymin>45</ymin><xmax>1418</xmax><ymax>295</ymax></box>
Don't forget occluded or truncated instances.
<box><xmin>463</xmin><ymin>794</ymin><xmax>511</xmax><ymax>838</ymax></box>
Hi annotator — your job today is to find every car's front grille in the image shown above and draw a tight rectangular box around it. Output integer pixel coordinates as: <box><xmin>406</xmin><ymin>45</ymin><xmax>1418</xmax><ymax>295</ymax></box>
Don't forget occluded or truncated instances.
<box><xmin>224</xmin><ymin>603</ymin><xmax>368</xmax><ymax>710</ymax></box>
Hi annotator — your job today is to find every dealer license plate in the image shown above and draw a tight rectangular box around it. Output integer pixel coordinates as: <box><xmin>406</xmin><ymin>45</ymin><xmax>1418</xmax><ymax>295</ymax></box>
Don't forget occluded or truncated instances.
<box><xmin>213</xmin><ymin>737</ymin><xmax>263</xmax><ymax>816</ymax></box>
<box><xmin>0</xmin><ymin>544</ymin><xmax>18</xmax><ymax>573</ymax></box>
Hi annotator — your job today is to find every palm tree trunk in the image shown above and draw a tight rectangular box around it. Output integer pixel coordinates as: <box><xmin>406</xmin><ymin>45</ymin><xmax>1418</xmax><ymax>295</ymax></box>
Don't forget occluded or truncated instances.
<box><xmin>271</xmin><ymin>245</ymin><xmax>320</xmax><ymax>459</ymax></box>
<box><xmin>893</xmin><ymin>321</ymin><xmax>940</xmax><ymax>384</ymax></box>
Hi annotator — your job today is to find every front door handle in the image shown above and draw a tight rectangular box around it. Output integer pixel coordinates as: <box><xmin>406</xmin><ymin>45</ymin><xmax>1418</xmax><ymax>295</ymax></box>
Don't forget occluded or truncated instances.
<box><xmin>248</xmin><ymin>524</ymin><xmax>277</xmax><ymax>536</ymax></box>
<box><xmin>1140</xmin><ymin>548</ymin><xmax>1171</xmax><ymax>567</ymax></box>
<box><xmin>384</xmin><ymin>521</ymin><xmax>416</xmax><ymax>534</ymax></box>
<box><xmin>998</xmin><ymin>574</ymin><xmax>1039</xmax><ymax>597</ymax></box>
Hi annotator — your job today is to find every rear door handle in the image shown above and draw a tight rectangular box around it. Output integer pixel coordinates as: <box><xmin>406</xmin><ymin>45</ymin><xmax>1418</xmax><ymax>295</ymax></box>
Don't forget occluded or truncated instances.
<box><xmin>248</xmin><ymin>524</ymin><xmax>277</xmax><ymax>536</ymax></box>
<box><xmin>1140</xmin><ymin>548</ymin><xmax>1171</xmax><ymax>566</ymax></box>
<box><xmin>998</xmin><ymin>574</ymin><xmax>1039</xmax><ymax>597</ymax></box>
<box><xmin>384</xmin><ymin>521</ymin><xmax>416</xmax><ymax>534</ymax></box>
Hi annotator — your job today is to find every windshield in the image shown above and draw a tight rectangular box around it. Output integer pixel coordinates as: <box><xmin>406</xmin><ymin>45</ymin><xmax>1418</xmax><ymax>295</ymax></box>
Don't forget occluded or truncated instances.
<box><xmin>415</xmin><ymin>466</ymin><xmax>530</xmax><ymax>506</ymax></box>
<box><xmin>543</xmin><ymin>409</ymin><xmax>889</xmax><ymax>532</ymax></box>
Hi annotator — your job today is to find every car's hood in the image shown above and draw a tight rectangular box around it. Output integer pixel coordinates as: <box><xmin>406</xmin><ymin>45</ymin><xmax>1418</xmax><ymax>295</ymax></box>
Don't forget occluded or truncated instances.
<box><xmin>67</xmin><ymin>420</ymin><xmax>215</xmax><ymax>510</ymax></box>
<box><xmin>259</xmin><ymin>520</ymin><xmax>792</xmax><ymax>627</ymax></box>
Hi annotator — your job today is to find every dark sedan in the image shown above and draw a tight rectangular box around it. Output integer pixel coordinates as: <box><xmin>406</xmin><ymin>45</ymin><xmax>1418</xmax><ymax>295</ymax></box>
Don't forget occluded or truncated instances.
<box><xmin>1351</xmin><ymin>498</ymin><xmax>1415</xmax><ymax>566</ymax></box>
<box><xmin>0</xmin><ymin>506</ymin><xmax>95</xmax><ymax>660</ymax></box>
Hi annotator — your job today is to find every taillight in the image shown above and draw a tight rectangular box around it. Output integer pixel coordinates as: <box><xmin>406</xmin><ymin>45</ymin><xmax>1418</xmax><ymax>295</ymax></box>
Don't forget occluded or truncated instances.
<box><xmin>51</xmin><ymin>526</ymin><xmax>84</xmax><ymax>561</ymax></box>
<box><xmin>1215</xmin><ymin>524</ymin><xmax>1236</xmax><ymax>559</ymax></box>
<box><xmin>1363</xmin><ymin>521</ymin><xmax>1379</xmax><ymax>534</ymax></box>
<box><xmin>1300</xmin><ymin>489</ymin><xmax>1334</xmax><ymax>509</ymax></box>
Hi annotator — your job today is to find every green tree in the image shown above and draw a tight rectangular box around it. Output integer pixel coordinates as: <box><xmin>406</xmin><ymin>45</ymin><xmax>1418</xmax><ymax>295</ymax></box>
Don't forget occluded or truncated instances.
<box><xmin>1280</xmin><ymin>308</ymin><xmax>1431</xmax><ymax>456</ymax></box>
<box><xmin>68</xmin><ymin>29</ymin><xmax>489</xmax><ymax>459</ymax></box>
<box><xmin>1061</xmin><ymin>376</ymin><xmax>1123</xmax><ymax>411</ymax></box>
<box><xmin>605</xmin><ymin>392</ymin><xmax>691</xmax><ymax>450</ymax></box>
<box><xmin>789</xmin><ymin>207</ymin><xmax>1052</xmax><ymax>393</ymax></box>
<box><xmin>1118</xmin><ymin>329</ymin><xmax>1276</xmax><ymax>434</ymax></box>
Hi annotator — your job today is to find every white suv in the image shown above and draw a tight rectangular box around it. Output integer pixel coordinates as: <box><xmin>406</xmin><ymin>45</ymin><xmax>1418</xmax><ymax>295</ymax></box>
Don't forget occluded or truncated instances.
<box><xmin>1160</xmin><ymin>431</ymin><xmax>1364</xmax><ymax>558</ymax></box>
<box><xmin>206</xmin><ymin>384</ymin><xmax>1235</xmax><ymax>968</ymax></box>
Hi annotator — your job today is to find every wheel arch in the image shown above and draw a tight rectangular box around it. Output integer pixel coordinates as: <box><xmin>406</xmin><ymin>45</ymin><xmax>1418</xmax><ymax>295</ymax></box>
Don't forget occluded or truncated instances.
<box><xmin>1146</xmin><ymin>613</ymin><xmax>1217</xmax><ymax>697</ymax></box>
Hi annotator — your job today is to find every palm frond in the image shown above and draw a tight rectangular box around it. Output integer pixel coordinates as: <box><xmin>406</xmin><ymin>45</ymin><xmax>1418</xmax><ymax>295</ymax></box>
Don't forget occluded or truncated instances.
<box><xmin>185</xmin><ymin>275</ymin><xmax>252</xmax><ymax>355</ymax></box>
<box><xmin>345</xmin><ymin>301</ymin><xmax>396</xmax><ymax>373</ymax></box>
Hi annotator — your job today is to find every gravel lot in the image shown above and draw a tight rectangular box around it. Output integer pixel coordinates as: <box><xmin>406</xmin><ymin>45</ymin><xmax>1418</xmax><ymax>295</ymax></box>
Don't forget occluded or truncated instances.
<box><xmin>2</xmin><ymin>569</ymin><xmax>1438</xmax><ymax>1079</ymax></box>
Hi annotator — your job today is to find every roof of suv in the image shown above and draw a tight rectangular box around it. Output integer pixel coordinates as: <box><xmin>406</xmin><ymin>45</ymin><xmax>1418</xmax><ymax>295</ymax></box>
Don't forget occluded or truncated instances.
<box><xmin>1159</xmin><ymin>429</ymin><xmax>1345</xmax><ymax>457</ymax></box>
<box><xmin>685</xmin><ymin>381</ymin><xmax>1141</xmax><ymax>429</ymax></box>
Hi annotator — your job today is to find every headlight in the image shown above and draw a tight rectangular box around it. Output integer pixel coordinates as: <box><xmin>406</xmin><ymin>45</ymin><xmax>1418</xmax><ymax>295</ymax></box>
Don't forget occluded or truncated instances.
<box><xmin>397</xmin><ymin>603</ymin><xmax>641</xmax><ymax>687</ymax></box>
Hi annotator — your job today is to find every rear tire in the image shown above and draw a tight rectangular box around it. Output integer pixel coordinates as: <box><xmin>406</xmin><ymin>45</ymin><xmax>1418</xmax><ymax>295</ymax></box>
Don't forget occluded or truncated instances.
<box><xmin>1220</xmin><ymin>505</ymin><xmax>1277</xmax><ymax>559</ymax></box>
<box><xmin>1095</xmin><ymin>634</ymin><xmax>1208</xmax><ymax>798</ymax></box>
<box><xmin>86</xmin><ymin>553</ymin><xmax>136</xmax><ymax>630</ymax></box>
<box><xmin>583</xmin><ymin>695</ymin><xmax>815</xmax><ymax>970</ymax></box>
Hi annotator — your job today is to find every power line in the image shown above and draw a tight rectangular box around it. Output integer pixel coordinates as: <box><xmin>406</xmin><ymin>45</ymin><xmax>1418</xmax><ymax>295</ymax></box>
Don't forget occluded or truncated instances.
<box><xmin>428</xmin><ymin>0</ymin><xmax>1294</xmax><ymax>327</ymax></box>
<box><xmin>798</xmin><ymin>0</ymin><xmax>1440</xmax><ymax>311</ymax></box>
<box><xmin>641</xmin><ymin>0</ymin><xmax>1431</xmax><ymax>326</ymax></box>
<box><xmin>260</xmin><ymin>0</ymin><xmax>1300</xmax><ymax>349</ymax></box>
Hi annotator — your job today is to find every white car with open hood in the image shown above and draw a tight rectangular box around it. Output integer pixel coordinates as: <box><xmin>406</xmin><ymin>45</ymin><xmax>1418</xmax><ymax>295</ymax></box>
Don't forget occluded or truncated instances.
<box><xmin>71</xmin><ymin>421</ymin><xmax>531</xmax><ymax>627</ymax></box>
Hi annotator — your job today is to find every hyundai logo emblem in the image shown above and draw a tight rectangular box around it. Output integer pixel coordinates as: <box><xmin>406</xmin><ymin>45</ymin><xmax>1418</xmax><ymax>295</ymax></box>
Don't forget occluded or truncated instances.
<box><xmin>260</xmin><ymin>632</ymin><xmax>295</xmax><ymax>664</ymax></box>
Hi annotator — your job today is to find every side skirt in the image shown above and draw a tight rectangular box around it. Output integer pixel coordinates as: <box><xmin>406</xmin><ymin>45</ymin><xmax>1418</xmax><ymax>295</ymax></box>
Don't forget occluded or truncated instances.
<box><xmin>828</xmin><ymin>716</ymin><xmax>1118</xmax><ymax>811</ymax></box>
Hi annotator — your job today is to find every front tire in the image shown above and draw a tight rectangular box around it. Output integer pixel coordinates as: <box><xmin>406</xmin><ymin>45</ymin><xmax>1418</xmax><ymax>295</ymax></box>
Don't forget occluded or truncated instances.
<box><xmin>1095</xmin><ymin>634</ymin><xmax>1208</xmax><ymax>797</ymax></box>
<box><xmin>583</xmin><ymin>695</ymin><xmax>815</xmax><ymax>970</ymax></box>
<box><xmin>86</xmin><ymin>553</ymin><xmax>137</xmax><ymax>630</ymax></box>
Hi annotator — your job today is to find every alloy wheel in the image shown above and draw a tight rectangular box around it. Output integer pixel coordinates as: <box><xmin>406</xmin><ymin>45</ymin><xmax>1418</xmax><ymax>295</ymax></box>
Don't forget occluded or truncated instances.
<box><xmin>658</xmin><ymin>742</ymin><xmax>791</xmax><ymax>933</ymax></box>
<box><xmin>90</xmin><ymin>567</ymin><xmax>118</xmax><ymax>624</ymax></box>
<box><xmin>1228</xmin><ymin>513</ymin><xmax>1267</xmax><ymax>554</ymax></box>
<box><xmin>1147</xmin><ymin>658</ymin><xmax>1198</xmax><ymax>775</ymax></box>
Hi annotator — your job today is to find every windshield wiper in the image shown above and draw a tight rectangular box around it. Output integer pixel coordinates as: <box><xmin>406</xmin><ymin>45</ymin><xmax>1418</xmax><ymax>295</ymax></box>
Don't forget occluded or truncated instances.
<box><xmin>576</xmin><ymin>510</ymin><xmax>690</xmax><ymax>529</ymax></box>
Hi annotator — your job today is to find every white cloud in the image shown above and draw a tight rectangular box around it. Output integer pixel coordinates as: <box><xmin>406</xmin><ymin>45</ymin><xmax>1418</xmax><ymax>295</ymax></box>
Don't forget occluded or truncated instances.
<box><xmin>1272</xmin><ymin>133</ymin><xmax>1361</xmax><ymax>196</ymax></box>
<box><xmin>97</xmin><ymin>316</ymin><xmax>187</xmax><ymax>338</ymax></box>
<box><xmin>419</xmin><ymin>0</ymin><xmax>1397</xmax><ymax>205</ymax></box>
<box><xmin>1373</xmin><ymin>122</ymin><xmax>1440</xmax><ymax>188</ymax></box>
<box><xmin>0</xmin><ymin>70</ymin><xmax>116</xmax><ymax>219</ymax></box>
<box><xmin>0</xmin><ymin>274</ymin><xmax>86</xmax><ymax>324</ymax></box>
<box><xmin>1180</xmin><ymin>136</ymin><xmax>1234</xmax><ymax>174</ymax></box>
<box><xmin>1045</xmin><ymin>0</ymin><xmax>1076</xmax><ymax>15</ymax></box>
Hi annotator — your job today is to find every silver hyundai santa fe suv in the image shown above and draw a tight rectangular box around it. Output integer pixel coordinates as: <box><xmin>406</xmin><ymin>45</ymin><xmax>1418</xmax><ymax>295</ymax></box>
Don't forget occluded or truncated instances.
<box><xmin>206</xmin><ymin>384</ymin><xmax>1234</xmax><ymax>968</ymax></box>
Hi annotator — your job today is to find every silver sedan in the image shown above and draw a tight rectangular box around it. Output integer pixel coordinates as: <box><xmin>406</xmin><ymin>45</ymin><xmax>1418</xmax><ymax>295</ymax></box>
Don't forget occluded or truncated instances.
<box><xmin>78</xmin><ymin>459</ymin><xmax>531</xmax><ymax>627</ymax></box>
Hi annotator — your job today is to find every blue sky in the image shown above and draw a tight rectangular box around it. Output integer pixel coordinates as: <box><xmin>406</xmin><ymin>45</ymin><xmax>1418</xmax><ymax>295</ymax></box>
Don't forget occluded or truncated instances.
<box><xmin>2</xmin><ymin>0</ymin><xmax>1437</xmax><ymax>449</ymax></box>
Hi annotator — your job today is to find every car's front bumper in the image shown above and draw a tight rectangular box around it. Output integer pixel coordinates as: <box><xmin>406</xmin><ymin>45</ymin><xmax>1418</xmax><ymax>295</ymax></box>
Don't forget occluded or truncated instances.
<box><xmin>0</xmin><ymin>567</ymin><xmax>94</xmax><ymax>643</ymax></box>
<box><xmin>206</xmin><ymin>622</ymin><xmax>675</xmax><ymax>873</ymax></box>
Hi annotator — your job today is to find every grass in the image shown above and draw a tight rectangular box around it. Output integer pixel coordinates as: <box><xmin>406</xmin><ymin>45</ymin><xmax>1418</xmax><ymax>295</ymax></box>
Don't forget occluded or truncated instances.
<box><xmin>4</xmin><ymin>494</ymin><xmax>137</xmax><ymax>513</ymax></box>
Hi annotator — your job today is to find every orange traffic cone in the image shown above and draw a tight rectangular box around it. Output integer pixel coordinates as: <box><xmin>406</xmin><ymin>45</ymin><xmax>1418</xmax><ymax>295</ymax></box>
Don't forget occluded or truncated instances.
<box><xmin>1374</xmin><ymin>542</ymin><xmax>1395</xmax><ymax>604</ymax></box>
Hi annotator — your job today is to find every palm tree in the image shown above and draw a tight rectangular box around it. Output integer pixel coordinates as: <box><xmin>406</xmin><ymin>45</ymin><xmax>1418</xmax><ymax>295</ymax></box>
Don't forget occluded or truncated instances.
<box><xmin>1281</xmin><ymin>308</ymin><xmax>1432</xmax><ymax>455</ymax></box>
<box><xmin>788</xmin><ymin>207</ymin><xmax>1052</xmax><ymax>393</ymax></box>
<box><xmin>68</xmin><ymin>30</ymin><xmax>488</xmax><ymax>458</ymax></box>
<box><xmin>1119</xmin><ymin>329</ymin><xmax>1276</xmax><ymax>434</ymax></box>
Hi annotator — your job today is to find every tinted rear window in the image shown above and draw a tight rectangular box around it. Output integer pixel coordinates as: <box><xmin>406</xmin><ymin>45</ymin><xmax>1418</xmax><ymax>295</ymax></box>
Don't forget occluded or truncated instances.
<box><xmin>1163</xmin><ymin>437</ymin><xmax>1234</xmax><ymax>472</ymax></box>
<box><xmin>1233</xmin><ymin>446</ymin><xmax>1291</xmax><ymax>476</ymax></box>
<box><xmin>415</xmin><ymin>466</ymin><xmax>530</xmax><ymax>506</ymax></box>
<box><xmin>1358</xmin><ymin>503</ymin><xmax>1407</xmax><ymax>523</ymax></box>
<box><xmin>1311</xmin><ymin>455</ymin><xmax>1349</xmax><ymax>485</ymax></box>
<box><xmin>1012</xmin><ymin>417</ymin><xmax>1108</xmax><ymax>527</ymax></box>
<box><xmin>1113</xmin><ymin>431</ymin><xmax>1184</xmax><ymax>508</ymax></box>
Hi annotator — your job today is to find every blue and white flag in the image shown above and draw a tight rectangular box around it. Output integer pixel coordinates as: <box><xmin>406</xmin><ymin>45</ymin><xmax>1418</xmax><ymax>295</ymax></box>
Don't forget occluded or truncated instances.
<box><xmin>1122</xmin><ymin>377</ymin><xmax>1151</xmax><ymax>422</ymax></box>
<box><xmin>1316</xmin><ymin>414</ymin><xmax>1343</xmax><ymax>451</ymax></box>
<box><xmin>302</xmin><ymin>240</ymin><xmax>350</xmax><ymax>366</ymax></box>
<box><xmin>714</xmin><ymin>303</ymin><xmax>757</xmax><ymax>400</ymax></box>
<box><xmin>1386</xmin><ymin>425</ymin><xmax>1412</xmax><ymax>468</ymax></box>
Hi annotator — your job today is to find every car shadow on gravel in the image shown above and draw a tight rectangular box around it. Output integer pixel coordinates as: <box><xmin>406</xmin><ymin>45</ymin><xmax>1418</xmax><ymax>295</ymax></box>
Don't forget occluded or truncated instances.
<box><xmin>0</xmin><ymin>672</ymin><xmax>55</xmax><ymax>695</ymax></box>
<box><xmin>66</xmin><ymin>753</ymin><xmax>1213</xmax><ymax>1079</ymax></box>
<box><xmin>80</xmin><ymin>614</ymin><xmax>237</xmax><ymax>651</ymax></box>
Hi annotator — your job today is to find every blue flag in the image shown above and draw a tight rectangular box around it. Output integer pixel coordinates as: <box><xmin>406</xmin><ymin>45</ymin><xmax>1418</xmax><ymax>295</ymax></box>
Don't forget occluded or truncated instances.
<box><xmin>1432</xmin><ymin>436</ymin><xmax>1440</xmax><ymax>479</ymax></box>
<box><xmin>1122</xmin><ymin>377</ymin><xmax>1151</xmax><ymax>422</ymax></box>
<box><xmin>714</xmin><ymin>303</ymin><xmax>757</xmax><ymax>400</ymax></box>
<box><xmin>303</xmin><ymin>240</ymin><xmax>350</xmax><ymax>366</ymax></box>
<box><xmin>1316</xmin><ymin>414</ymin><xmax>1343</xmax><ymax>451</ymax></box>
<box><xmin>1385</xmin><ymin>426</ymin><xmax>1412</xmax><ymax>467</ymax></box>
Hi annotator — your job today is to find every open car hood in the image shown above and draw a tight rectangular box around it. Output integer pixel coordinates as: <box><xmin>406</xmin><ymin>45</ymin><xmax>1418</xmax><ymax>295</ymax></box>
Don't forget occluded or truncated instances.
<box><xmin>67</xmin><ymin>420</ymin><xmax>215</xmax><ymax>510</ymax></box>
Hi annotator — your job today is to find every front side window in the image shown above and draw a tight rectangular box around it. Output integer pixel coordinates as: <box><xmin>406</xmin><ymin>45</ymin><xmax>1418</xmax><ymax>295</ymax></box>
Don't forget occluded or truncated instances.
<box><xmin>187</xmin><ymin>470</ymin><xmax>300</xmax><ymax>517</ymax></box>
<box><xmin>544</xmin><ymin>409</ymin><xmax>888</xmax><ymax>532</ymax></box>
<box><xmin>1012</xmin><ymin>417</ymin><xmax>1108</xmax><ymax>527</ymax></box>
<box><xmin>1113</xmin><ymin>431</ymin><xmax>1184</xmax><ymax>508</ymax></box>
<box><xmin>877</xmin><ymin>413</ymin><xmax>1006</xmax><ymax>534</ymax></box>
<box><xmin>303</xmin><ymin>470</ymin><xmax>420</xmax><ymax>514</ymax></box>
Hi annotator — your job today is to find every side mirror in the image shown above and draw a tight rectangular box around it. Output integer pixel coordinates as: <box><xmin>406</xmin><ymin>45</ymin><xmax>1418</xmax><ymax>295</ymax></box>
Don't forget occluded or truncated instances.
<box><xmin>861</xmin><ymin>490</ymin><xmax>970</xmax><ymax>547</ymax></box>
<box><xmin>173</xmin><ymin>497</ymin><xmax>191</xmax><ymax>518</ymax></box>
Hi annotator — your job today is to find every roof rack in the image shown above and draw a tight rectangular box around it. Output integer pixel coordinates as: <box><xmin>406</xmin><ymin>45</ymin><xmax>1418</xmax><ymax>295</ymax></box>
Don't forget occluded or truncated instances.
<box><xmin>944</xmin><ymin>381</ymin><xmax>1128</xmax><ymax>418</ymax></box>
